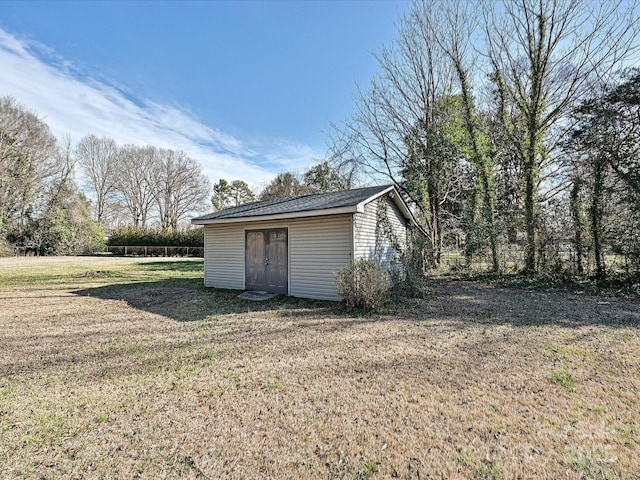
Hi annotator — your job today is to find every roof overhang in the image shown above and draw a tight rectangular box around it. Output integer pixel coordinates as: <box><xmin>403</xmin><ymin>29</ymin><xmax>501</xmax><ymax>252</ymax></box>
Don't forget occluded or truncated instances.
<box><xmin>355</xmin><ymin>185</ymin><xmax>413</xmax><ymax>221</ymax></box>
<box><xmin>191</xmin><ymin>205</ymin><xmax>360</xmax><ymax>225</ymax></box>
<box><xmin>191</xmin><ymin>185</ymin><xmax>415</xmax><ymax>226</ymax></box>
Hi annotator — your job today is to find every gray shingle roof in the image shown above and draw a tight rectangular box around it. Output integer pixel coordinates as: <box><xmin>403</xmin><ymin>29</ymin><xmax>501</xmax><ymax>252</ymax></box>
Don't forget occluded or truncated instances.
<box><xmin>193</xmin><ymin>185</ymin><xmax>394</xmax><ymax>222</ymax></box>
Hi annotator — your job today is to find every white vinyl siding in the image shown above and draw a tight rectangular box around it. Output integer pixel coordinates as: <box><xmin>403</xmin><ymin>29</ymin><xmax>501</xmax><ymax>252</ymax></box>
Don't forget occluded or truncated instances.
<box><xmin>203</xmin><ymin>224</ymin><xmax>245</xmax><ymax>289</ymax></box>
<box><xmin>203</xmin><ymin>214</ymin><xmax>353</xmax><ymax>300</ymax></box>
<box><xmin>288</xmin><ymin>215</ymin><xmax>352</xmax><ymax>300</ymax></box>
<box><xmin>353</xmin><ymin>197</ymin><xmax>406</xmax><ymax>271</ymax></box>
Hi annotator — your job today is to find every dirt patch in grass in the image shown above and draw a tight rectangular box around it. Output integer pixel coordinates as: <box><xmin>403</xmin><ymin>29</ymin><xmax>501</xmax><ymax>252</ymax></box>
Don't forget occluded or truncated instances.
<box><xmin>0</xmin><ymin>258</ymin><xmax>638</xmax><ymax>479</ymax></box>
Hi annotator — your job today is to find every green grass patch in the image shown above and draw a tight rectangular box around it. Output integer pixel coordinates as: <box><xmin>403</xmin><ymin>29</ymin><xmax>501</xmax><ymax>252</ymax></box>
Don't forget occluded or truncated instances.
<box><xmin>548</xmin><ymin>369</ymin><xmax>576</xmax><ymax>391</ymax></box>
<box><xmin>0</xmin><ymin>257</ymin><xmax>205</xmax><ymax>289</ymax></box>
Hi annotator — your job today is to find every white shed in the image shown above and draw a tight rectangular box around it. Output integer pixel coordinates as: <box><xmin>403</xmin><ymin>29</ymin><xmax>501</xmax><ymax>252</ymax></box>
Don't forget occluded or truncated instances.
<box><xmin>191</xmin><ymin>185</ymin><xmax>411</xmax><ymax>301</ymax></box>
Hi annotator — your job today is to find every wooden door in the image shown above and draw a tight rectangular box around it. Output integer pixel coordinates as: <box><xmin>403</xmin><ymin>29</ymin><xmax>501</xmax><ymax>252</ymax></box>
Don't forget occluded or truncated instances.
<box><xmin>265</xmin><ymin>229</ymin><xmax>288</xmax><ymax>294</ymax></box>
<box><xmin>245</xmin><ymin>229</ymin><xmax>288</xmax><ymax>294</ymax></box>
<box><xmin>245</xmin><ymin>230</ymin><xmax>266</xmax><ymax>291</ymax></box>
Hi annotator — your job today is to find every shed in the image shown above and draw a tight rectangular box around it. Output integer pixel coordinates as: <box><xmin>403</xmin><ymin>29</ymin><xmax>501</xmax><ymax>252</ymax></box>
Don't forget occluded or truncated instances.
<box><xmin>191</xmin><ymin>185</ymin><xmax>411</xmax><ymax>301</ymax></box>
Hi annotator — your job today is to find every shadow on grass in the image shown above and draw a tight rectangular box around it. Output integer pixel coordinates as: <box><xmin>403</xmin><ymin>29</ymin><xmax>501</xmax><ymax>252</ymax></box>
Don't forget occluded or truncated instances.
<box><xmin>72</xmin><ymin>264</ymin><xmax>639</xmax><ymax>329</ymax></box>
<box><xmin>134</xmin><ymin>260</ymin><xmax>205</xmax><ymax>274</ymax></box>
<box><xmin>394</xmin><ymin>278</ymin><xmax>640</xmax><ymax>329</ymax></box>
<box><xmin>73</xmin><ymin>277</ymin><xmax>333</xmax><ymax>323</ymax></box>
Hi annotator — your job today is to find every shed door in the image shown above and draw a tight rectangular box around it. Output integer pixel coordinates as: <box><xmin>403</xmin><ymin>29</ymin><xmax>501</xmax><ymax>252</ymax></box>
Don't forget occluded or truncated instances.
<box><xmin>245</xmin><ymin>229</ymin><xmax>288</xmax><ymax>294</ymax></box>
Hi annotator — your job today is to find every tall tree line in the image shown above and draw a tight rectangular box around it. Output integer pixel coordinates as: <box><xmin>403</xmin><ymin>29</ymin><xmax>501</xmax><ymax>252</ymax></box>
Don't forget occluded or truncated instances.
<box><xmin>0</xmin><ymin>97</ymin><xmax>103</xmax><ymax>254</ymax></box>
<box><xmin>76</xmin><ymin>135</ymin><xmax>211</xmax><ymax>231</ymax></box>
<box><xmin>210</xmin><ymin>160</ymin><xmax>351</xmax><ymax>208</ymax></box>
<box><xmin>0</xmin><ymin>95</ymin><xmax>213</xmax><ymax>255</ymax></box>
<box><xmin>566</xmin><ymin>70</ymin><xmax>640</xmax><ymax>277</ymax></box>
<box><xmin>329</xmin><ymin>0</ymin><xmax>640</xmax><ymax>276</ymax></box>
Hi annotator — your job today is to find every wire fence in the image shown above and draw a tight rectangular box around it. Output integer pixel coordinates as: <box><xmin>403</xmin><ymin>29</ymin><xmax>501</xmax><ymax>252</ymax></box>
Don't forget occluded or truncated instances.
<box><xmin>439</xmin><ymin>247</ymin><xmax>637</xmax><ymax>275</ymax></box>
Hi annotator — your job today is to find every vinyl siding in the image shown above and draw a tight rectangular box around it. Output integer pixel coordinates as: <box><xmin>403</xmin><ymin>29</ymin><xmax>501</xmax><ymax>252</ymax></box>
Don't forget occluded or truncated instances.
<box><xmin>289</xmin><ymin>215</ymin><xmax>352</xmax><ymax>300</ymax></box>
<box><xmin>203</xmin><ymin>224</ymin><xmax>245</xmax><ymax>289</ymax></box>
<box><xmin>203</xmin><ymin>214</ymin><xmax>353</xmax><ymax>300</ymax></box>
<box><xmin>353</xmin><ymin>196</ymin><xmax>406</xmax><ymax>271</ymax></box>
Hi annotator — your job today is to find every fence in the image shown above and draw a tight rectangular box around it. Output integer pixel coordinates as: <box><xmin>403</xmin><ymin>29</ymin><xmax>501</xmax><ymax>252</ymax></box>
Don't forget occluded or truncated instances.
<box><xmin>439</xmin><ymin>247</ymin><xmax>636</xmax><ymax>275</ymax></box>
<box><xmin>105</xmin><ymin>245</ymin><xmax>204</xmax><ymax>257</ymax></box>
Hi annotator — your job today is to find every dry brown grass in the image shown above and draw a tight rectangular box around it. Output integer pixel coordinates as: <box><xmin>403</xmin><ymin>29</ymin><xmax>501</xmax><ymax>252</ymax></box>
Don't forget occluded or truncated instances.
<box><xmin>0</xmin><ymin>256</ymin><xmax>639</xmax><ymax>479</ymax></box>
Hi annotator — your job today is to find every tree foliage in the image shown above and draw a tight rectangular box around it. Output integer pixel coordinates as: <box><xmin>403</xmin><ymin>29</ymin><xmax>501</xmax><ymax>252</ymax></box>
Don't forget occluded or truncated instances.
<box><xmin>483</xmin><ymin>0</ymin><xmax>639</xmax><ymax>272</ymax></box>
<box><xmin>258</xmin><ymin>161</ymin><xmax>350</xmax><ymax>201</ymax></box>
<box><xmin>0</xmin><ymin>96</ymin><xmax>57</xmax><ymax>235</ymax></box>
<box><xmin>566</xmin><ymin>70</ymin><xmax>640</xmax><ymax>275</ymax></box>
<box><xmin>259</xmin><ymin>172</ymin><xmax>312</xmax><ymax>201</ymax></box>
<box><xmin>107</xmin><ymin>226</ymin><xmax>203</xmax><ymax>248</ymax></box>
<box><xmin>212</xmin><ymin>179</ymin><xmax>255</xmax><ymax>210</ymax></box>
<box><xmin>328</xmin><ymin>0</ymin><xmax>640</xmax><ymax>277</ymax></box>
<box><xmin>0</xmin><ymin>102</ymin><xmax>105</xmax><ymax>256</ymax></box>
<box><xmin>303</xmin><ymin>161</ymin><xmax>349</xmax><ymax>193</ymax></box>
<box><xmin>0</xmin><ymin>94</ymin><xmax>212</xmax><ymax>255</ymax></box>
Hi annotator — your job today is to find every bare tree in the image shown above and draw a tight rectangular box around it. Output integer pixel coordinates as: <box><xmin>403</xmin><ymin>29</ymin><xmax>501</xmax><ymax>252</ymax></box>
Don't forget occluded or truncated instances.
<box><xmin>75</xmin><ymin>134</ymin><xmax>119</xmax><ymax>225</ymax></box>
<box><xmin>427</xmin><ymin>0</ymin><xmax>500</xmax><ymax>270</ymax></box>
<box><xmin>47</xmin><ymin>134</ymin><xmax>76</xmax><ymax>208</ymax></box>
<box><xmin>0</xmin><ymin>96</ymin><xmax>57</xmax><ymax>234</ymax></box>
<box><xmin>114</xmin><ymin>145</ymin><xmax>156</xmax><ymax>227</ymax></box>
<box><xmin>329</xmin><ymin>0</ymin><xmax>639</xmax><ymax>272</ymax></box>
<box><xmin>483</xmin><ymin>0</ymin><xmax>640</xmax><ymax>272</ymax></box>
<box><xmin>151</xmin><ymin>148</ymin><xmax>211</xmax><ymax>231</ymax></box>
<box><xmin>328</xmin><ymin>0</ymin><xmax>464</xmax><ymax>264</ymax></box>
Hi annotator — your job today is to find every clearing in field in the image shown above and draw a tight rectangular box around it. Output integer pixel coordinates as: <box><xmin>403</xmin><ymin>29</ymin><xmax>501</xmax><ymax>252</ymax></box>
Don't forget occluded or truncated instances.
<box><xmin>0</xmin><ymin>256</ymin><xmax>638</xmax><ymax>479</ymax></box>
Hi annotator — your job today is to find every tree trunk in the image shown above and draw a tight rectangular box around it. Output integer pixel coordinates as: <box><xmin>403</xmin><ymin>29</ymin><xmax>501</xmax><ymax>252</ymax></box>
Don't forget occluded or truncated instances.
<box><xmin>570</xmin><ymin>173</ymin><xmax>584</xmax><ymax>275</ymax></box>
<box><xmin>454</xmin><ymin>61</ymin><xmax>499</xmax><ymax>272</ymax></box>
<box><xmin>590</xmin><ymin>155</ymin><xmax>605</xmax><ymax>279</ymax></box>
<box><xmin>523</xmin><ymin>156</ymin><xmax>537</xmax><ymax>274</ymax></box>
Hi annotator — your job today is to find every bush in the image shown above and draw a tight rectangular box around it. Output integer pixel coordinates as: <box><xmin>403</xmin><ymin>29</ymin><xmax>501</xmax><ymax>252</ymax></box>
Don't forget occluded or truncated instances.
<box><xmin>335</xmin><ymin>259</ymin><xmax>390</xmax><ymax>310</ymax></box>
<box><xmin>0</xmin><ymin>237</ymin><xmax>15</xmax><ymax>257</ymax></box>
<box><xmin>387</xmin><ymin>231</ymin><xmax>431</xmax><ymax>298</ymax></box>
<box><xmin>108</xmin><ymin>226</ymin><xmax>204</xmax><ymax>248</ymax></box>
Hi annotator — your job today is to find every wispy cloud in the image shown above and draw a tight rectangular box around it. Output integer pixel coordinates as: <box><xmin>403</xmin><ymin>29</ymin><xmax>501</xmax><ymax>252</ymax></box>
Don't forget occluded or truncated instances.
<box><xmin>0</xmin><ymin>28</ymin><xmax>321</xmax><ymax>189</ymax></box>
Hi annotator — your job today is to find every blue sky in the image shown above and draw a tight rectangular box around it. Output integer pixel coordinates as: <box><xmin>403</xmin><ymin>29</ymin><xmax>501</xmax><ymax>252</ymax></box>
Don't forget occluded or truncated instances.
<box><xmin>0</xmin><ymin>1</ymin><xmax>406</xmax><ymax>189</ymax></box>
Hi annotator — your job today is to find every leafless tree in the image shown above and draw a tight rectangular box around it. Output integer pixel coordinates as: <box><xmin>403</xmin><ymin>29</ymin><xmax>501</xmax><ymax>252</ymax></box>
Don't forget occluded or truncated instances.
<box><xmin>46</xmin><ymin>133</ymin><xmax>76</xmax><ymax>209</ymax></box>
<box><xmin>0</xmin><ymin>96</ymin><xmax>57</xmax><ymax>233</ymax></box>
<box><xmin>75</xmin><ymin>134</ymin><xmax>119</xmax><ymax>225</ymax></box>
<box><xmin>114</xmin><ymin>145</ymin><xmax>156</xmax><ymax>228</ymax></box>
<box><xmin>151</xmin><ymin>148</ymin><xmax>211</xmax><ymax>231</ymax></box>
<box><xmin>483</xmin><ymin>0</ymin><xmax>640</xmax><ymax>272</ymax></box>
<box><xmin>329</xmin><ymin>0</ymin><xmax>639</xmax><ymax>272</ymax></box>
<box><xmin>328</xmin><ymin>0</ymin><xmax>464</xmax><ymax>262</ymax></box>
<box><xmin>425</xmin><ymin>0</ymin><xmax>500</xmax><ymax>270</ymax></box>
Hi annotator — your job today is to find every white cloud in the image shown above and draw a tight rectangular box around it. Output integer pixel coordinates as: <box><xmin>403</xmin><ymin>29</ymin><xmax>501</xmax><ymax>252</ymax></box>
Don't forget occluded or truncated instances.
<box><xmin>0</xmin><ymin>27</ymin><xmax>322</xmax><ymax>190</ymax></box>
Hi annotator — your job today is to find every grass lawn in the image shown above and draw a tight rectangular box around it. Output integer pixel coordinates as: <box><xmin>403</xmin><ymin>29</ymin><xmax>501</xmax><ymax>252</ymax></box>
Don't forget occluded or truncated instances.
<box><xmin>0</xmin><ymin>256</ymin><xmax>638</xmax><ymax>479</ymax></box>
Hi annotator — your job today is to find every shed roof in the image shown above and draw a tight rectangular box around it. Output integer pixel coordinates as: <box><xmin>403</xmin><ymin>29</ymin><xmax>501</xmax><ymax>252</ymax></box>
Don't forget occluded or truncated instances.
<box><xmin>192</xmin><ymin>185</ymin><xmax>411</xmax><ymax>225</ymax></box>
